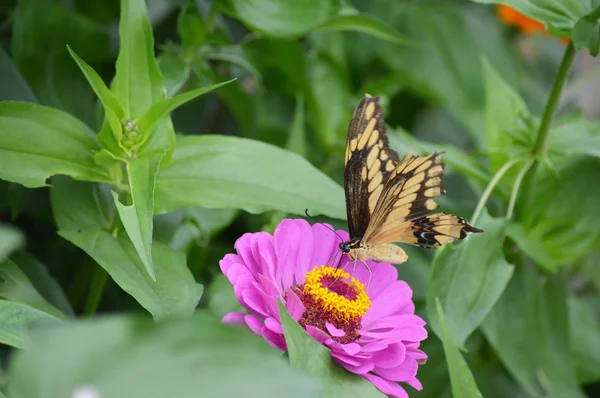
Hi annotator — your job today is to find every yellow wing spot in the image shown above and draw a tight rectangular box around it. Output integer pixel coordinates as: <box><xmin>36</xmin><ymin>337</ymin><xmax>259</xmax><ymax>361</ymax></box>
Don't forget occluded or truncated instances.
<box><xmin>350</xmin><ymin>138</ymin><xmax>358</xmax><ymax>151</ymax></box>
<box><xmin>427</xmin><ymin>165</ymin><xmax>443</xmax><ymax>177</ymax></box>
<box><xmin>367</xmin><ymin>130</ymin><xmax>379</xmax><ymax>147</ymax></box>
<box><xmin>365</xmin><ymin>93</ymin><xmax>373</xmax><ymax>98</ymax></box>
<box><xmin>385</xmin><ymin>160</ymin><xmax>395</xmax><ymax>172</ymax></box>
<box><xmin>404</xmin><ymin>156</ymin><xmax>431</xmax><ymax>173</ymax></box>
<box><xmin>415</xmin><ymin>160</ymin><xmax>433</xmax><ymax>174</ymax></box>
<box><xmin>435</xmin><ymin>235</ymin><xmax>455</xmax><ymax>244</ymax></box>
<box><xmin>388</xmin><ymin>206</ymin><xmax>411</xmax><ymax>220</ymax></box>
<box><xmin>361</xmin><ymin>166</ymin><xmax>367</xmax><ymax>181</ymax></box>
<box><xmin>368</xmin><ymin>160</ymin><xmax>381</xmax><ymax>179</ymax></box>
<box><xmin>380</xmin><ymin>151</ymin><xmax>389</xmax><ymax>161</ymax></box>
<box><xmin>425</xmin><ymin>198</ymin><xmax>438</xmax><ymax>210</ymax></box>
<box><xmin>366</xmin><ymin>146</ymin><xmax>380</xmax><ymax>167</ymax></box>
<box><xmin>404</xmin><ymin>172</ymin><xmax>425</xmax><ymax>188</ymax></box>
<box><xmin>369</xmin><ymin>185</ymin><xmax>384</xmax><ymax>212</ymax></box>
<box><xmin>398</xmin><ymin>183</ymin><xmax>420</xmax><ymax>197</ymax></box>
<box><xmin>394</xmin><ymin>193</ymin><xmax>417</xmax><ymax>207</ymax></box>
<box><xmin>433</xmin><ymin>225</ymin><xmax>454</xmax><ymax>236</ymax></box>
<box><xmin>365</xmin><ymin>102</ymin><xmax>376</xmax><ymax>119</ymax></box>
<box><xmin>357</xmin><ymin>119</ymin><xmax>377</xmax><ymax>149</ymax></box>
<box><xmin>425</xmin><ymin>177</ymin><xmax>441</xmax><ymax>187</ymax></box>
<box><xmin>368</xmin><ymin>172</ymin><xmax>383</xmax><ymax>192</ymax></box>
<box><xmin>424</xmin><ymin>187</ymin><xmax>441</xmax><ymax>197</ymax></box>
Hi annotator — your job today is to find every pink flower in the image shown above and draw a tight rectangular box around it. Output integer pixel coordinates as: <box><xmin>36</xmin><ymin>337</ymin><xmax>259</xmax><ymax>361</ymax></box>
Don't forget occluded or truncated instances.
<box><xmin>219</xmin><ymin>219</ymin><xmax>427</xmax><ymax>398</ymax></box>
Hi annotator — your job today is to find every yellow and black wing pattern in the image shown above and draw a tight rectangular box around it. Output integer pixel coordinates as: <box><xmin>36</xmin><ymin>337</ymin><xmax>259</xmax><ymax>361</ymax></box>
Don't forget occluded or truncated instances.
<box><xmin>344</xmin><ymin>94</ymin><xmax>399</xmax><ymax>239</ymax></box>
<box><xmin>343</xmin><ymin>94</ymin><xmax>482</xmax><ymax>258</ymax></box>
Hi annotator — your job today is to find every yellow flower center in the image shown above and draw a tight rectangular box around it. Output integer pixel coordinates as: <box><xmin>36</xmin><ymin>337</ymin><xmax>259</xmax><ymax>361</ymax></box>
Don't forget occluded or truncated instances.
<box><xmin>301</xmin><ymin>265</ymin><xmax>371</xmax><ymax>320</ymax></box>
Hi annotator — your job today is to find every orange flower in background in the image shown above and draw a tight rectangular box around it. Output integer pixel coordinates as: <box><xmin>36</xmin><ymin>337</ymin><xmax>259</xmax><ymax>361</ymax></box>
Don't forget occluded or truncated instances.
<box><xmin>497</xmin><ymin>5</ymin><xmax>570</xmax><ymax>44</ymax></box>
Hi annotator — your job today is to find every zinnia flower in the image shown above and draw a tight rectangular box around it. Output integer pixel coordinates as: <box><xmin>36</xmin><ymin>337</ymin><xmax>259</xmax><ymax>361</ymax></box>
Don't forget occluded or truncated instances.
<box><xmin>497</xmin><ymin>5</ymin><xmax>570</xmax><ymax>44</ymax></box>
<box><xmin>219</xmin><ymin>219</ymin><xmax>427</xmax><ymax>398</ymax></box>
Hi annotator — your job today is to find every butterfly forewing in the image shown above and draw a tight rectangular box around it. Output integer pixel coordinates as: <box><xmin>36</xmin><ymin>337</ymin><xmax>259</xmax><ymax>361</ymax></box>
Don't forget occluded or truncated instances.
<box><xmin>344</xmin><ymin>94</ymin><xmax>399</xmax><ymax>239</ymax></box>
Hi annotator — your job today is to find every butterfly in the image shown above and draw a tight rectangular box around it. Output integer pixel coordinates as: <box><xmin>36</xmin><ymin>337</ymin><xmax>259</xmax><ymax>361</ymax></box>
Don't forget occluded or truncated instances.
<box><xmin>338</xmin><ymin>94</ymin><xmax>483</xmax><ymax>270</ymax></box>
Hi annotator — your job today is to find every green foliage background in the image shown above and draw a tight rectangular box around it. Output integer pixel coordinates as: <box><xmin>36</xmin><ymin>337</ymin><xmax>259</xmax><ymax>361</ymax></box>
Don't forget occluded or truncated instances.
<box><xmin>0</xmin><ymin>0</ymin><xmax>600</xmax><ymax>397</ymax></box>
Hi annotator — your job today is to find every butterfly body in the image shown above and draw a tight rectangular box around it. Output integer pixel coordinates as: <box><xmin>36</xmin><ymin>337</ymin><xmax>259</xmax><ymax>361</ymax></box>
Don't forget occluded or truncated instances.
<box><xmin>340</xmin><ymin>94</ymin><xmax>483</xmax><ymax>266</ymax></box>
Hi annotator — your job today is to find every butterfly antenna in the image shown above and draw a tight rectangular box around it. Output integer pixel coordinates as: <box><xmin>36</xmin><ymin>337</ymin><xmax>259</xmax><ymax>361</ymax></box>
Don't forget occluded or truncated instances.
<box><xmin>304</xmin><ymin>209</ymin><xmax>346</xmax><ymax>243</ymax></box>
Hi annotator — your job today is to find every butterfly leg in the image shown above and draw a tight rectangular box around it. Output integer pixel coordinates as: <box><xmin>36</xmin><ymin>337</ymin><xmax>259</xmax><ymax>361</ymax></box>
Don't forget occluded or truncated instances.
<box><xmin>362</xmin><ymin>261</ymin><xmax>372</xmax><ymax>291</ymax></box>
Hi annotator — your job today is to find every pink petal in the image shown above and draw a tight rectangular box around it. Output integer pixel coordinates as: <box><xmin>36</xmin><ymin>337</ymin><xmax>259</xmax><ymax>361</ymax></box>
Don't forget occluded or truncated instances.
<box><xmin>219</xmin><ymin>253</ymin><xmax>240</xmax><ymax>275</ymax></box>
<box><xmin>262</xmin><ymin>326</ymin><xmax>287</xmax><ymax>351</ymax></box>
<box><xmin>244</xmin><ymin>314</ymin><xmax>264</xmax><ymax>336</ymax></box>
<box><xmin>265</xmin><ymin>317</ymin><xmax>283</xmax><ymax>334</ymax></box>
<box><xmin>362</xmin><ymin>373</ymin><xmax>408</xmax><ymax>398</ymax></box>
<box><xmin>331</xmin><ymin>351</ymin><xmax>370</xmax><ymax>369</ymax></box>
<box><xmin>340</xmin><ymin>342</ymin><xmax>361</xmax><ymax>355</ymax></box>
<box><xmin>305</xmin><ymin>325</ymin><xmax>329</xmax><ymax>344</ymax></box>
<box><xmin>310</xmin><ymin>223</ymin><xmax>344</xmax><ymax>267</ymax></box>
<box><xmin>370</xmin><ymin>343</ymin><xmax>406</xmax><ymax>369</ymax></box>
<box><xmin>363</xmin><ymin>281</ymin><xmax>414</xmax><ymax>323</ymax></box>
<box><xmin>254</xmin><ymin>233</ymin><xmax>277</xmax><ymax>282</ymax></box>
<box><xmin>360</xmin><ymin>341</ymin><xmax>388</xmax><ymax>352</ymax></box>
<box><xmin>374</xmin><ymin>356</ymin><xmax>418</xmax><ymax>382</ymax></box>
<box><xmin>406</xmin><ymin>376</ymin><xmax>423</xmax><ymax>391</ymax></box>
<box><xmin>234</xmin><ymin>232</ymin><xmax>262</xmax><ymax>276</ymax></box>
<box><xmin>241</xmin><ymin>287</ymin><xmax>269</xmax><ymax>318</ymax></box>
<box><xmin>326</xmin><ymin>322</ymin><xmax>346</xmax><ymax>337</ymax></box>
<box><xmin>222</xmin><ymin>312</ymin><xmax>246</xmax><ymax>326</ymax></box>
<box><xmin>284</xmin><ymin>288</ymin><xmax>306</xmax><ymax>321</ymax></box>
<box><xmin>254</xmin><ymin>282</ymin><xmax>279</xmax><ymax>317</ymax></box>
<box><xmin>365</xmin><ymin>262</ymin><xmax>399</xmax><ymax>298</ymax></box>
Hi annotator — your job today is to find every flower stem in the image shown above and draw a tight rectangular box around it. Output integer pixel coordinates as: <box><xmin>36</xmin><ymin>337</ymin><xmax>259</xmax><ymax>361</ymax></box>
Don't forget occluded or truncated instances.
<box><xmin>471</xmin><ymin>157</ymin><xmax>522</xmax><ymax>224</ymax></box>
<box><xmin>530</xmin><ymin>42</ymin><xmax>576</xmax><ymax>156</ymax></box>
<box><xmin>84</xmin><ymin>266</ymin><xmax>108</xmax><ymax>316</ymax></box>
<box><xmin>506</xmin><ymin>158</ymin><xmax>534</xmax><ymax>220</ymax></box>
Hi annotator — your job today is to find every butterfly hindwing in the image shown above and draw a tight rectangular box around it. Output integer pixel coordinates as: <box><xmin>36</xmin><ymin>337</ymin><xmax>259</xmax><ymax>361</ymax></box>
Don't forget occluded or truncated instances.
<box><xmin>344</xmin><ymin>95</ymin><xmax>399</xmax><ymax>239</ymax></box>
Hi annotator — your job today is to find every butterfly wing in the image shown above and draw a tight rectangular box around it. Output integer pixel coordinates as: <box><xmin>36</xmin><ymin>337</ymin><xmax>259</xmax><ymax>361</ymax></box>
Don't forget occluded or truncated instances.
<box><xmin>363</xmin><ymin>152</ymin><xmax>482</xmax><ymax>247</ymax></box>
<box><xmin>344</xmin><ymin>94</ymin><xmax>399</xmax><ymax>239</ymax></box>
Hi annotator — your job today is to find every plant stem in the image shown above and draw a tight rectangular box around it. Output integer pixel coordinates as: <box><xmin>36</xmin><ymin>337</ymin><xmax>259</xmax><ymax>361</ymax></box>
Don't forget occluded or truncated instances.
<box><xmin>530</xmin><ymin>42</ymin><xmax>576</xmax><ymax>156</ymax></box>
<box><xmin>506</xmin><ymin>159</ymin><xmax>534</xmax><ymax>220</ymax></box>
<box><xmin>84</xmin><ymin>266</ymin><xmax>108</xmax><ymax>316</ymax></box>
<box><xmin>471</xmin><ymin>157</ymin><xmax>522</xmax><ymax>224</ymax></box>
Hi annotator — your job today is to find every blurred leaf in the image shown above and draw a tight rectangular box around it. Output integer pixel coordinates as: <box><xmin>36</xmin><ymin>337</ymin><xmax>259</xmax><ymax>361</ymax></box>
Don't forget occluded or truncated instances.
<box><xmin>573</xmin><ymin>8</ymin><xmax>600</xmax><ymax>56</ymax></box>
<box><xmin>286</xmin><ymin>94</ymin><xmax>307</xmax><ymax>157</ymax></box>
<box><xmin>520</xmin><ymin>158</ymin><xmax>600</xmax><ymax>269</ymax></box>
<box><xmin>0</xmin><ymin>47</ymin><xmax>36</xmax><ymax>103</ymax></box>
<box><xmin>569</xmin><ymin>297</ymin><xmax>600</xmax><ymax>384</ymax></box>
<box><xmin>231</xmin><ymin>0</ymin><xmax>339</xmax><ymax>37</ymax></box>
<box><xmin>6</xmin><ymin>312</ymin><xmax>320</xmax><ymax>397</ymax></box>
<box><xmin>317</xmin><ymin>13</ymin><xmax>412</xmax><ymax>45</ymax></box>
<box><xmin>0</xmin><ymin>225</ymin><xmax>24</xmax><ymax>263</ymax></box>
<box><xmin>427</xmin><ymin>210</ymin><xmax>514</xmax><ymax>348</ymax></box>
<box><xmin>375</xmin><ymin>2</ymin><xmax>519</xmax><ymax>143</ymax></box>
<box><xmin>0</xmin><ymin>259</ymin><xmax>65</xmax><ymax>320</ymax></box>
<box><xmin>113</xmin><ymin>155</ymin><xmax>163</xmax><ymax>281</ymax></box>
<box><xmin>137</xmin><ymin>79</ymin><xmax>235</xmax><ymax>135</ymax></box>
<box><xmin>473</xmin><ymin>0</ymin><xmax>600</xmax><ymax>38</ymax></box>
<box><xmin>549</xmin><ymin>116</ymin><xmax>600</xmax><ymax>161</ymax></box>
<box><xmin>483</xmin><ymin>58</ymin><xmax>531</xmax><ymax>175</ymax></box>
<box><xmin>177</xmin><ymin>0</ymin><xmax>206</xmax><ymax>55</ymax></box>
<box><xmin>207</xmin><ymin>274</ymin><xmax>243</xmax><ymax>318</ymax></box>
<box><xmin>157</xmin><ymin>54</ymin><xmax>190</xmax><ymax>98</ymax></box>
<box><xmin>51</xmin><ymin>178</ymin><xmax>202</xmax><ymax>320</ymax></box>
<box><xmin>506</xmin><ymin>222</ymin><xmax>554</xmax><ymax>271</ymax></box>
<box><xmin>10</xmin><ymin>252</ymin><xmax>74</xmax><ymax>317</ymax></box>
<box><xmin>0</xmin><ymin>102</ymin><xmax>112</xmax><ymax>188</ymax></box>
<box><xmin>308</xmin><ymin>53</ymin><xmax>352</xmax><ymax>148</ymax></box>
<box><xmin>278</xmin><ymin>300</ymin><xmax>381</xmax><ymax>397</ymax></box>
<box><xmin>482</xmin><ymin>265</ymin><xmax>584</xmax><ymax>397</ymax></box>
<box><xmin>435</xmin><ymin>301</ymin><xmax>484</xmax><ymax>398</ymax></box>
<box><xmin>154</xmin><ymin>135</ymin><xmax>346</xmax><ymax>219</ymax></box>
<box><xmin>0</xmin><ymin>300</ymin><xmax>60</xmax><ymax>349</ymax></box>
<box><xmin>12</xmin><ymin>0</ymin><xmax>110</xmax><ymax>124</ymax></box>
<box><xmin>184</xmin><ymin>207</ymin><xmax>240</xmax><ymax>239</ymax></box>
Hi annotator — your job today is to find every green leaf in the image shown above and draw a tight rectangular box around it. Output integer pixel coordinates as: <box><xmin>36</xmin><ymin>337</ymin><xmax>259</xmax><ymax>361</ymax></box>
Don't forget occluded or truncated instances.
<box><xmin>177</xmin><ymin>0</ymin><xmax>206</xmax><ymax>54</ymax></box>
<box><xmin>520</xmin><ymin>158</ymin><xmax>600</xmax><ymax>268</ymax></box>
<box><xmin>0</xmin><ymin>102</ymin><xmax>112</xmax><ymax>188</ymax></box>
<box><xmin>549</xmin><ymin>116</ymin><xmax>600</xmax><ymax>161</ymax></box>
<box><xmin>10</xmin><ymin>251</ymin><xmax>73</xmax><ymax>317</ymax></box>
<box><xmin>506</xmin><ymin>222</ymin><xmax>555</xmax><ymax>271</ymax></box>
<box><xmin>12</xmin><ymin>0</ymin><xmax>110</xmax><ymax>125</ymax></box>
<box><xmin>286</xmin><ymin>95</ymin><xmax>307</xmax><ymax>157</ymax></box>
<box><xmin>155</xmin><ymin>135</ymin><xmax>346</xmax><ymax>219</ymax></box>
<box><xmin>0</xmin><ymin>224</ymin><xmax>24</xmax><ymax>263</ymax></box>
<box><xmin>137</xmin><ymin>79</ymin><xmax>235</xmax><ymax>135</ymax></box>
<box><xmin>573</xmin><ymin>9</ymin><xmax>600</xmax><ymax>56</ymax></box>
<box><xmin>0</xmin><ymin>46</ymin><xmax>36</xmax><ymax>103</ymax></box>
<box><xmin>113</xmin><ymin>154</ymin><xmax>163</xmax><ymax>280</ymax></box>
<box><xmin>569</xmin><ymin>297</ymin><xmax>600</xmax><ymax>384</ymax></box>
<box><xmin>67</xmin><ymin>45</ymin><xmax>125</xmax><ymax>141</ymax></box>
<box><xmin>472</xmin><ymin>0</ymin><xmax>600</xmax><ymax>38</ymax></box>
<box><xmin>231</xmin><ymin>0</ymin><xmax>339</xmax><ymax>37</ymax></box>
<box><xmin>207</xmin><ymin>274</ymin><xmax>243</xmax><ymax>318</ymax></box>
<box><xmin>317</xmin><ymin>14</ymin><xmax>412</xmax><ymax>45</ymax></box>
<box><xmin>112</xmin><ymin>0</ymin><xmax>165</xmax><ymax>118</ymax></box>
<box><xmin>278</xmin><ymin>300</ymin><xmax>381</xmax><ymax>397</ymax></box>
<box><xmin>157</xmin><ymin>54</ymin><xmax>190</xmax><ymax>98</ymax></box>
<box><xmin>51</xmin><ymin>178</ymin><xmax>202</xmax><ymax>320</ymax></box>
<box><xmin>6</xmin><ymin>312</ymin><xmax>320</xmax><ymax>397</ymax></box>
<box><xmin>0</xmin><ymin>300</ymin><xmax>60</xmax><ymax>349</ymax></box>
<box><xmin>435</xmin><ymin>300</ymin><xmax>483</xmax><ymax>398</ymax></box>
<box><xmin>0</xmin><ymin>259</ymin><xmax>65</xmax><ymax>320</ymax></box>
<box><xmin>483</xmin><ymin>58</ymin><xmax>531</xmax><ymax>175</ymax></box>
<box><xmin>482</xmin><ymin>265</ymin><xmax>584</xmax><ymax>397</ymax></box>
<box><xmin>427</xmin><ymin>210</ymin><xmax>514</xmax><ymax>348</ymax></box>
